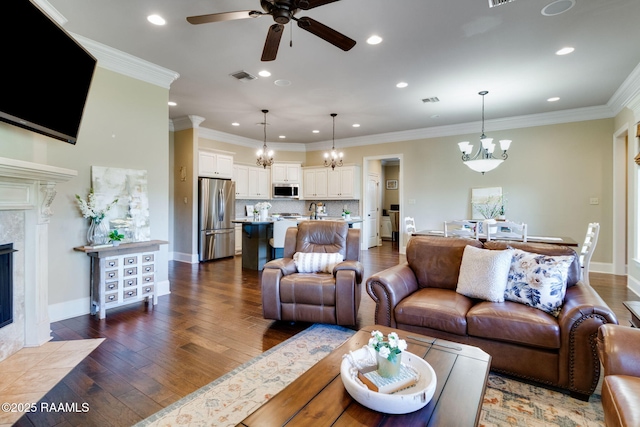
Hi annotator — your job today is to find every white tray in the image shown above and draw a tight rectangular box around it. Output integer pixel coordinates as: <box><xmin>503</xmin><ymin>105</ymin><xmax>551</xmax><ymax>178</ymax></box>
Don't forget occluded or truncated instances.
<box><xmin>340</xmin><ymin>347</ymin><xmax>437</xmax><ymax>414</ymax></box>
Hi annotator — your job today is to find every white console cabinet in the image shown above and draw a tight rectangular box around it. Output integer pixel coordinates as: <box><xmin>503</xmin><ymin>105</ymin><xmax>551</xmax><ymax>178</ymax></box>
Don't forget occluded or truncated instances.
<box><xmin>75</xmin><ymin>240</ymin><xmax>168</xmax><ymax>319</ymax></box>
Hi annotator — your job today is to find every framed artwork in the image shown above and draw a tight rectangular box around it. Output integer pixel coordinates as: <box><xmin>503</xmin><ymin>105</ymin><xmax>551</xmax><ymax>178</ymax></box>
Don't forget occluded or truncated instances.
<box><xmin>471</xmin><ymin>186</ymin><xmax>503</xmax><ymax>220</ymax></box>
<box><xmin>386</xmin><ymin>179</ymin><xmax>398</xmax><ymax>190</ymax></box>
<box><xmin>91</xmin><ymin>166</ymin><xmax>150</xmax><ymax>242</ymax></box>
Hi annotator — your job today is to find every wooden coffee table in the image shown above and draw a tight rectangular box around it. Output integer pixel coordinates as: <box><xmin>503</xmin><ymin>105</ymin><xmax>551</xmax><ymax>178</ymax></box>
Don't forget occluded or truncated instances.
<box><xmin>238</xmin><ymin>325</ymin><xmax>491</xmax><ymax>427</ymax></box>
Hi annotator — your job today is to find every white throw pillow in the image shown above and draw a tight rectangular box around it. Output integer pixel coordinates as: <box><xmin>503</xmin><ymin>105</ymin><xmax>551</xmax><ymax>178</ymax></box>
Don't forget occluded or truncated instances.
<box><xmin>293</xmin><ymin>252</ymin><xmax>344</xmax><ymax>273</ymax></box>
<box><xmin>456</xmin><ymin>245</ymin><xmax>513</xmax><ymax>302</ymax></box>
<box><xmin>504</xmin><ymin>249</ymin><xmax>575</xmax><ymax>317</ymax></box>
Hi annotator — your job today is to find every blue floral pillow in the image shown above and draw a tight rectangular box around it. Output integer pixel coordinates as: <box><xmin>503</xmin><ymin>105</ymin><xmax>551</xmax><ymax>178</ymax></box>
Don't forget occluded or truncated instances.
<box><xmin>504</xmin><ymin>249</ymin><xmax>575</xmax><ymax>317</ymax></box>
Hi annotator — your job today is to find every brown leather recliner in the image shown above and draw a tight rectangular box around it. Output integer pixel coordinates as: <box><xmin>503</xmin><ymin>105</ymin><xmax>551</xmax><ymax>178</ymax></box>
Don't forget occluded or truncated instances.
<box><xmin>261</xmin><ymin>221</ymin><xmax>364</xmax><ymax>326</ymax></box>
<box><xmin>597</xmin><ymin>324</ymin><xmax>640</xmax><ymax>427</ymax></box>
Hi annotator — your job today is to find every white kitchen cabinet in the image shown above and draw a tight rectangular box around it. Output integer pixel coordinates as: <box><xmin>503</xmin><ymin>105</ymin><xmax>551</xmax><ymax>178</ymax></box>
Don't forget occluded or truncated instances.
<box><xmin>326</xmin><ymin>166</ymin><xmax>361</xmax><ymax>199</ymax></box>
<box><xmin>234</xmin><ymin>164</ymin><xmax>270</xmax><ymax>199</ymax></box>
<box><xmin>199</xmin><ymin>150</ymin><xmax>233</xmax><ymax>179</ymax></box>
<box><xmin>302</xmin><ymin>168</ymin><xmax>328</xmax><ymax>199</ymax></box>
<box><xmin>271</xmin><ymin>163</ymin><xmax>301</xmax><ymax>184</ymax></box>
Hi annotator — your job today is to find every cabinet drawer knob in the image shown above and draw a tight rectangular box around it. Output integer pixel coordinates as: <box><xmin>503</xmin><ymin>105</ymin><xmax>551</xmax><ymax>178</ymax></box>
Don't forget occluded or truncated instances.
<box><xmin>145</xmin><ymin>267</ymin><xmax>151</xmax><ymax>272</ymax></box>
<box><xmin>127</xmin><ymin>269</ymin><xmax>133</xmax><ymax>274</ymax></box>
<box><xmin>108</xmin><ymin>273</ymin><xmax>115</xmax><ymax>278</ymax></box>
<box><xmin>128</xmin><ymin>259</ymin><xmax>134</xmax><ymax>264</ymax></box>
<box><xmin>108</xmin><ymin>284</ymin><xmax>115</xmax><ymax>289</ymax></box>
<box><xmin>144</xmin><ymin>277</ymin><xmax>151</xmax><ymax>282</ymax></box>
<box><xmin>108</xmin><ymin>295</ymin><xmax>116</xmax><ymax>301</ymax></box>
<box><xmin>127</xmin><ymin>280</ymin><xmax>134</xmax><ymax>286</ymax></box>
<box><xmin>127</xmin><ymin>291</ymin><xmax>134</xmax><ymax>296</ymax></box>
<box><xmin>144</xmin><ymin>287</ymin><xmax>151</xmax><ymax>293</ymax></box>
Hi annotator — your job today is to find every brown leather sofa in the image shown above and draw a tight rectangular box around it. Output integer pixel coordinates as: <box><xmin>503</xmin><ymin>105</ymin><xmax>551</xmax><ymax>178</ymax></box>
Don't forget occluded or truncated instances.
<box><xmin>366</xmin><ymin>235</ymin><xmax>618</xmax><ymax>399</ymax></box>
<box><xmin>597</xmin><ymin>324</ymin><xmax>640</xmax><ymax>426</ymax></box>
<box><xmin>261</xmin><ymin>221</ymin><xmax>364</xmax><ymax>325</ymax></box>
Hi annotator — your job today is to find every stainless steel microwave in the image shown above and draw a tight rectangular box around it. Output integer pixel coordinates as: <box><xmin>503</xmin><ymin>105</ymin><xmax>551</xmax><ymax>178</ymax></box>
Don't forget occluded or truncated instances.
<box><xmin>273</xmin><ymin>183</ymin><xmax>299</xmax><ymax>199</ymax></box>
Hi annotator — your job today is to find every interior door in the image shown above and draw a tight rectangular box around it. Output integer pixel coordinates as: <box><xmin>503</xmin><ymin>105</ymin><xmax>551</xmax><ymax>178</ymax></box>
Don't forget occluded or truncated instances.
<box><xmin>366</xmin><ymin>173</ymin><xmax>379</xmax><ymax>248</ymax></box>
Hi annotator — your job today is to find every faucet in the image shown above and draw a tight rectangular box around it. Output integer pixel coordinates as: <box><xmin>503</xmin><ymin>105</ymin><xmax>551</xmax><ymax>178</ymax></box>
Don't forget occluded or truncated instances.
<box><xmin>308</xmin><ymin>202</ymin><xmax>317</xmax><ymax>220</ymax></box>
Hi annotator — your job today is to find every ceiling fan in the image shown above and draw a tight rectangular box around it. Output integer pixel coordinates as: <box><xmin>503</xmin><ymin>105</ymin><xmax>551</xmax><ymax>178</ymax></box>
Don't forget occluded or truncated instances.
<box><xmin>186</xmin><ymin>0</ymin><xmax>356</xmax><ymax>61</ymax></box>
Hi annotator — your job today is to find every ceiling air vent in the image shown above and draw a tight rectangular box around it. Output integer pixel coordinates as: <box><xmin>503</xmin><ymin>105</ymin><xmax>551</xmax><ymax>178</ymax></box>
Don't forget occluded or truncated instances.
<box><xmin>488</xmin><ymin>0</ymin><xmax>516</xmax><ymax>7</ymax></box>
<box><xmin>230</xmin><ymin>70</ymin><xmax>257</xmax><ymax>82</ymax></box>
<box><xmin>422</xmin><ymin>97</ymin><xmax>440</xmax><ymax>103</ymax></box>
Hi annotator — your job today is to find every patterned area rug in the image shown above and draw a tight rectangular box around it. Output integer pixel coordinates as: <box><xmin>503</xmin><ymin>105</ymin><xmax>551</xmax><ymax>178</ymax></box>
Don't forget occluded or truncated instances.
<box><xmin>480</xmin><ymin>374</ymin><xmax>604</xmax><ymax>427</ymax></box>
<box><xmin>137</xmin><ymin>325</ymin><xmax>605</xmax><ymax>427</ymax></box>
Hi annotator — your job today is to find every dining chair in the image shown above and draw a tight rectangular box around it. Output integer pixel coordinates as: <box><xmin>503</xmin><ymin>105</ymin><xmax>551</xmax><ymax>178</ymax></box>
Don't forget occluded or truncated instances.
<box><xmin>484</xmin><ymin>220</ymin><xmax>527</xmax><ymax>242</ymax></box>
<box><xmin>443</xmin><ymin>220</ymin><xmax>478</xmax><ymax>239</ymax></box>
<box><xmin>404</xmin><ymin>217</ymin><xmax>417</xmax><ymax>245</ymax></box>
<box><xmin>390</xmin><ymin>211</ymin><xmax>400</xmax><ymax>248</ymax></box>
<box><xmin>579</xmin><ymin>222</ymin><xmax>600</xmax><ymax>285</ymax></box>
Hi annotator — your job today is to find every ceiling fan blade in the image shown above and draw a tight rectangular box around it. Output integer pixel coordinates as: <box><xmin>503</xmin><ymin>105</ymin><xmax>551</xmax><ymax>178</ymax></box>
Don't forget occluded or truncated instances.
<box><xmin>296</xmin><ymin>0</ymin><xmax>340</xmax><ymax>10</ymax></box>
<box><xmin>296</xmin><ymin>17</ymin><xmax>356</xmax><ymax>51</ymax></box>
<box><xmin>262</xmin><ymin>24</ymin><xmax>284</xmax><ymax>61</ymax></box>
<box><xmin>187</xmin><ymin>10</ymin><xmax>261</xmax><ymax>25</ymax></box>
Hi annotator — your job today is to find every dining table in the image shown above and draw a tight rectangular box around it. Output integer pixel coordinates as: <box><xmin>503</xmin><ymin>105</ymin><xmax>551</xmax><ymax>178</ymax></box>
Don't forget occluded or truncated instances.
<box><xmin>412</xmin><ymin>229</ymin><xmax>578</xmax><ymax>246</ymax></box>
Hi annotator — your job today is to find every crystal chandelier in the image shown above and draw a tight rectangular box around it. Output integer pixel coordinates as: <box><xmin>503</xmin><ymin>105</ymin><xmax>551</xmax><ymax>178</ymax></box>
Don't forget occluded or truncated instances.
<box><xmin>256</xmin><ymin>109</ymin><xmax>274</xmax><ymax>168</ymax></box>
<box><xmin>458</xmin><ymin>91</ymin><xmax>512</xmax><ymax>174</ymax></box>
<box><xmin>324</xmin><ymin>113</ymin><xmax>343</xmax><ymax>170</ymax></box>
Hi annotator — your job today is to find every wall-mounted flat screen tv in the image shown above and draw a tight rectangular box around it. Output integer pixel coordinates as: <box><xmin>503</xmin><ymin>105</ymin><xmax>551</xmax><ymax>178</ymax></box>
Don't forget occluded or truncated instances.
<box><xmin>0</xmin><ymin>0</ymin><xmax>97</xmax><ymax>144</ymax></box>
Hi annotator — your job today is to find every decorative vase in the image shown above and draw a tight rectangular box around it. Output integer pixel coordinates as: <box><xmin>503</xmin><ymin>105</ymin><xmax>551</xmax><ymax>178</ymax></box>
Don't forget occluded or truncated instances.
<box><xmin>345</xmin><ymin>214</ymin><xmax>351</xmax><ymax>221</ymax></box>
<box><xmin>87</xmin><ymin>218</ymin><xmax>109</xmax><ymax>246</ymax></box>
<box><xmin>260</xmin><ymin>208</ymin><xmax>269</xmax><ymax>221</ymax></box>
<box><xmin>376</xmin><ymin>352</ymin><xmax>402</xmax><ymax>378</ymax></box>
<box><xmin>112</xmin><ymin>241</ymin><xmax>120</xmax><ymax>247</ymax></box>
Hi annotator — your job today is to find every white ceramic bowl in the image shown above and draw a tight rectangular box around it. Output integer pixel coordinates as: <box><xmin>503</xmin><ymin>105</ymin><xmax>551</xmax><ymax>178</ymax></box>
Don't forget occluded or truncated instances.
<box><xmin>340</xmin><ymin>347</ymin><xmax>437</xmax><ymax>414</ymax></box>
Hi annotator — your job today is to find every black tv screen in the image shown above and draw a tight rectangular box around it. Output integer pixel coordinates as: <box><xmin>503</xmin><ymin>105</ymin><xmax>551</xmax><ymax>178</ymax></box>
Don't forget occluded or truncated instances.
<box><xmin>0</xmin><ymin>0</ymin><xmax>96</xmax><ymax>144</ymax></box>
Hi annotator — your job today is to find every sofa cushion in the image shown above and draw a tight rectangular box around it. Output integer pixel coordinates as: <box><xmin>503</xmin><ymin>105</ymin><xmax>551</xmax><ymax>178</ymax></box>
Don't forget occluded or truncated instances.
<box><xmin>504</xmin><ymin>249</ymin><xmax>574</xmax><ymax>317</ymax></box>
<box><xmin>395</xmin><ymin>288</ymin><xmax>474</xmax><ymax>335</ymax></box>
<box><xmin>280</xmin><ymin>273</ymin><xmax>336</xmax><ymax>305</ymax></box>
<box><xmin>293</xmin><ymin>252</ymin><xmax>344</xmax><ymax>273</ymax></box>
<box><xmin>406</xmin><ymin>236</ymin><xmax>483</xmax><ymax>290</ymax></box>
<box><xmin>456</xmin><ymin>246</ymin><xmax>513</xmax><ymax>302</ymax></box>
<box><xmin>467</xmin><ymin>301</ymin><xmax>561</xmax><ymax>349</ymax></box>
<box><xmin>483</xmin><ymin>241</ymin><xmax>580</xmax><ymax>287</ymax></box>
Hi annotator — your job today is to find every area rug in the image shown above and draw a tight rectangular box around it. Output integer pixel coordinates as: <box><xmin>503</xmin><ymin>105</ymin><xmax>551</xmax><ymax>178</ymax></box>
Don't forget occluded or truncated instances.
<box><xmin>137</xmin><ymin>326</ymin><xmax>605</xmax><ymax>427</ymax></box>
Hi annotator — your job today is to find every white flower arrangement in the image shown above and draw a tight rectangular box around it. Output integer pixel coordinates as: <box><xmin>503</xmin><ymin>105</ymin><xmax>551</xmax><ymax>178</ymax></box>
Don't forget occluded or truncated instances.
<box><xmin>75</xmin><ymin>189</ymin><xmax>118</xmax><ymax>223</ymax></box>
<box><xmin>368</xmin><ymin>330</ymin><xmax>407</xmax><ymax>362</ymax></box>
<box><xmin>254</xmin><ymin>201</ymin><xmax>272</xmax><ymax>210</ymax></box>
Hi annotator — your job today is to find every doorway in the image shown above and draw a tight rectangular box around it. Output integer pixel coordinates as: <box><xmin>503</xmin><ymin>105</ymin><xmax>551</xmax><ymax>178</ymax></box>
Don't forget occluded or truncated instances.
<box><xmin>362</xmin><ymin>154</ymin><xmax>403</xmax><ymax>252</ymax></box>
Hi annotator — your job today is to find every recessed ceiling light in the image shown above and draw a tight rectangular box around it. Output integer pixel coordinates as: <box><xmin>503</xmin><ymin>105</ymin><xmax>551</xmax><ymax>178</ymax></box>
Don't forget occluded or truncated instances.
<box><xmin>396</xmin><ymin>82</ymin><xmax>408</xmax><ymax>88</ymax></box>
<box><xmin>541</xmin><ymin>0</ymin><xmax>575</xmax><ymax>16</ymax></box>
<box><xmin>231</xmin><ymin>122</ymin><xmax>240</xmax><ymax>126</ymax></box>
<box><xmin>547</xmin><ymin>97</ymin><xmax>560</xmax><ymax>102</ymax></box>
<box><xmin>168</xmin><ymin>101</ymin><xmax>177</xmax><ymax>106</ymax></box>
<box><xmin>556</xmin><ymin>47</ymin><xmax>575</xmax><ymax>55</ymax></box>
<box><xmin>279</xmin><ymin>135</ymin><xmax>286</xmax><ymax>139</ymax></box>
<box><xmin>312</xmin><ymin>130</ymin><xmax>320</xmax><ymax>133</ymax></box>
<box><xmin>147</xmin><ymin>14</ymin><xmax>166</xmax><ymax>26</ymax></box>
<box><xmin>274</xmin><ymin>79</ymin><xmax>291</xmax><ymax>86</ymax></box>
<box><xmin>352</xmin><ymin>124</ymin><xmax>360</xmax><ymax>128</ymax></box>
<box><xmin>367</xmin><ymin>35</ymin><xmax>383</xmax><ymax>45</ymax></box>
<box><xmin>258</xmin><ymin>70</ymin><xmax>271</xmax><ymax>77</ymax></box>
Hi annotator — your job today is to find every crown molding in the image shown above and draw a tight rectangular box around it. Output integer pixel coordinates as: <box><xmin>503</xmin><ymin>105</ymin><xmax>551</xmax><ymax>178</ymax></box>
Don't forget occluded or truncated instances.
<box><xmin>71</xmin><ymin>33</ymin><xmax>180</xmax><ymax>89</ymax></box>
<box><xmin>195</xmin><ymin>125</ymin><xmax>307</xmax><ymax>152</ymax></box>
<box><xmin>32</xmin><ymin>0</ymin><xmax>67</xmax><ymax>26</ymax></box>
<box><xmin>608</xmin><ymin>62</ymin><xmax>640</xmax><ymax>116</ymax></box>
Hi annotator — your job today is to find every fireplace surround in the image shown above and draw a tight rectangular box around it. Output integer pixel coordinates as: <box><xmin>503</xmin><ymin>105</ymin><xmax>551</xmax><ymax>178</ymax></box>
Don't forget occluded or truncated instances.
<box><xmin>0</xmin><ymin>157</ymin><xmax>76</xmax><ymax>362</ymax></box>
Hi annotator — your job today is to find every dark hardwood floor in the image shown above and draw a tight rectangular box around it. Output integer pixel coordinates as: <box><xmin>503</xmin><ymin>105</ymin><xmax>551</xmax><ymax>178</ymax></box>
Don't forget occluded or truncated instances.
<box><xmin>15</xmin><ymin>241</ymin><xmax>638</xmax><ymax>426</ymax></box>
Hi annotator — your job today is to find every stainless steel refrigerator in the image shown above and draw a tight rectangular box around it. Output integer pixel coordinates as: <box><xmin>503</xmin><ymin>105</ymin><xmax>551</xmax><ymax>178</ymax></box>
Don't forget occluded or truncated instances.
<box><xmin>198</xmin><ymin>177</ymin><xmax>235</xmax><ymax>261</ymax></box>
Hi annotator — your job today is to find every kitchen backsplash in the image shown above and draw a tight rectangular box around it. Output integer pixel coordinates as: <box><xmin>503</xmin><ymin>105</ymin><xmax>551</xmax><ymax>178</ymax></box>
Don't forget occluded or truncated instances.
<box><xmin>235</xmin><ymin>200</ymin><xmax>360</xmax><ymax>218</ymax></box>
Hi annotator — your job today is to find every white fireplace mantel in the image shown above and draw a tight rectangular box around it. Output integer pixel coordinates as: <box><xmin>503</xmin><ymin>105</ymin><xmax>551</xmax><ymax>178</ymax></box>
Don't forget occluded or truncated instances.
<box><xmin>0</xmin><ymin>156</ymin><xmax>77</xmax><ymax>349</ymax></box>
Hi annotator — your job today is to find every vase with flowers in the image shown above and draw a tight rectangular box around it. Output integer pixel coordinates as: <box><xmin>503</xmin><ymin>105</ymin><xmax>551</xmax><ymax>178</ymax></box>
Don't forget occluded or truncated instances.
<box><xmin>75</xmin><ymin>189</ymin><xmax>118</xmax><ymax>246</ymax></box>
<box><xmin>254</xmin><ymin>201</ymin><xmax>272</xmax><ymax>221</ymax></box>
<box><xmin>368</xmin><ymin>330</ymin><xmax>408</xmax><ymax>378</ymax></box>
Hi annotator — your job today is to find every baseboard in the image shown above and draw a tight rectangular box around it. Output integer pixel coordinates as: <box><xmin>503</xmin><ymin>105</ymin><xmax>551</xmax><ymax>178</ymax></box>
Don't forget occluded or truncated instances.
<box><xmin>628</xmin><ymin>275</ymin><xmax>640</xmax><ymax>297</ymax></box>
<box><xmin>590</xmin><ymin>262</ymin><xmax>615</xmax><ymax>275</ymax></box>
<box><xmin>49</xmin><ymin>297</ymin><xmax>90</xmax><ymax>323</ymax></box>
<box><xmin>171</xmin><ymin>251</ymin><xmax>199</xmax><ymax>264</ymax></box>
<box><xmin>49</xmin><ymin>281</ymin><xmax>172</xmax><ymax>322</ymax></box>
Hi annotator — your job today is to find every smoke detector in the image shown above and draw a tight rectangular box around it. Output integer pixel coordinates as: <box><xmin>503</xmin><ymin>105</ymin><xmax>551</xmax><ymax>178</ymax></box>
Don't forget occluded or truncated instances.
<box><xmin>229</xmin><ymin>70</ymin><xmax>257</xmax><ymax>82</ymax></box>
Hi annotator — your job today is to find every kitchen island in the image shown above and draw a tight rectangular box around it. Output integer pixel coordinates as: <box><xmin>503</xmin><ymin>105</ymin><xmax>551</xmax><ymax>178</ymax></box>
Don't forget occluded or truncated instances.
<box><xmin>232</xmin><ymin>217</ymin><xmax>363</xmax><ymax>270</ymax></box>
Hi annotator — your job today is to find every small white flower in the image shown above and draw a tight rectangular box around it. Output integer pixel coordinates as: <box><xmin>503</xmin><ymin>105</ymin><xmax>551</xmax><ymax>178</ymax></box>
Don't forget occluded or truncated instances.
<box><xmin>368</xmin><ymin>337</ymin><xmax>377</xmax><ymax>347</ymax></box>
<box><xmin>388</xmin><ymin>336</ymin><xmax>398</xmax><ymax>348</ymax></box>
<box><xmin>378</xmin><ymin>346</ymin><xmax>391</xmax><ymax>359</ymax></box>
<box><xmin>397</xmin><ymin>339</ymin><xmax>408</xmax><ymax>352</ymax></box>
<box><xmin>371</xmin><ymin>330</ymin><xmax>383</xmax><ymax>341</ymax></box>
